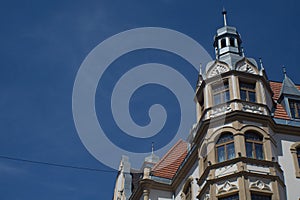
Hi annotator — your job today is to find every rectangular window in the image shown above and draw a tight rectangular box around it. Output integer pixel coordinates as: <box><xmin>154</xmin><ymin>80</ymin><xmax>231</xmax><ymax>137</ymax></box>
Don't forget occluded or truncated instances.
<box><xmin>213</xmin><ymin>81</ymin><xmax>230</xmax><ymax>105</ymax></box>
<box><xmin>240</xmin><ymin>82</ymin><xmax>256</xmax><ymax>102</ymax></box>
<box><xmin>289</xmin><ymin>100</ymin><xmax>300</xmax><ymax>119</ymax></box>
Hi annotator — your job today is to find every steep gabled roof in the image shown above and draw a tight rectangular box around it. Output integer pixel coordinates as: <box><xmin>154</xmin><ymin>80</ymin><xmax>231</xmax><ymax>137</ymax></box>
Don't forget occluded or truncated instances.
<box><xmin>270</xmin><ymin>81</ymin><xmax>300</xmax><ymax>120</ymax></box>
<box><xmin>151</xmin><ymin>140</ymin><xmax>188</xmax><ymax>179</ymax></box>
<box><xmin>270</xmin><ymin>81</ymin><xmax>290</xmax><ymax>120</ymax></box>
<box><xmin>279</xmin><ymin>75</ymin><xmax>300</xmax><ymax>99</ymax></box>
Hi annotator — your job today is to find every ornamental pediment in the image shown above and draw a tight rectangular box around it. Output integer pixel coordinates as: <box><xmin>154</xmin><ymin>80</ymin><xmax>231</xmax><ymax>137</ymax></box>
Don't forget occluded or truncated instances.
<box><xmin>207</xmin><ymin>61</ymin><xmax>230</xmax><ymax>78</ymax></box>
<box><xmin>235</xmin><ymin>58</ymin><xmax>258</xmax><ymax>74</ymax></box>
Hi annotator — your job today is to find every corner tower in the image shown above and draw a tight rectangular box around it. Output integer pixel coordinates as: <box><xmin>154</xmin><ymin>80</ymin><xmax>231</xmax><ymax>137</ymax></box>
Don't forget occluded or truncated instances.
<box><xmin>193</xmin><ymin>10</ymin><xmax>287</xmax><ymax>200</ymax></box>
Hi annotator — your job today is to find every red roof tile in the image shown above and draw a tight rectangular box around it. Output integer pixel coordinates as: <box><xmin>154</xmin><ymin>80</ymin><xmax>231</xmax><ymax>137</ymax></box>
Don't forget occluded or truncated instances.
<box><xmin>151</xmin><ymin>140</ymin><xmax>188</xmax><ymax>179</ymax></box>
<box><xmin>269</xmin><ymin>81</ymin><xmax>290</xmax><ymax>120</ymax></box>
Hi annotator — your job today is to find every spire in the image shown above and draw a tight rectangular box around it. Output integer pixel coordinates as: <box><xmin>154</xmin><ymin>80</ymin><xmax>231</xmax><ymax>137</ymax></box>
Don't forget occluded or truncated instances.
<box><xmin>279</xmin><ymin>67</ymin><xmax>300</xmax><ymax>100</ymax></box>
<box><xmin>259</xmin><ymin>58</ymin><xmax>264</xmax><ymax>70</ymax></box>
<box><xmin>222</xmin><ymin>8</ymin><xmax>228</xmax><ymax>26</ymax></box>
<box><xmin>199</xmin><ymin>63</ymin><xmax>202</xmax><ymax>75</ymax></box>
<box><xmin>282</xmin><ymin>65</ymin><xmax>287</xmax><ymax>77</ymax></box>
<box><xmin>212</xmin><ymin>9</ymin><xmax>243</xmax><ymax>66</ymax></box>
<box><xmin>151</xmin><ymin>142</ymin><xmax>154</xmax><ymax>155</ymax></box>
<box><xmin>144</xmin><ymin>142</ymin><xmax>159</xmax><ymax>164</ymax></box>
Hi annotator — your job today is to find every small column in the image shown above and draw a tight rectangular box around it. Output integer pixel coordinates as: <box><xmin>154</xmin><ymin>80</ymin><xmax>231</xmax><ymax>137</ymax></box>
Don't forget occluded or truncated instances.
<box><xmin>143</xmin><ymin>189</ymin><xmax>149</xmax><ymax>200</ymax></box>
<box><xmin>226</xmin><ymin>37</ymin><xmax>230</xmax><ymax>47</ymax></box>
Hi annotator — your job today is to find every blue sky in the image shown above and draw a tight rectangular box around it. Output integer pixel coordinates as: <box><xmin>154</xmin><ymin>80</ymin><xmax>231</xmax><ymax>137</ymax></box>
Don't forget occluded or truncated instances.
<box><xmin>0</xmin><ymin>0</ymin><xmax>299</xmax><ymax>199</ymax></box>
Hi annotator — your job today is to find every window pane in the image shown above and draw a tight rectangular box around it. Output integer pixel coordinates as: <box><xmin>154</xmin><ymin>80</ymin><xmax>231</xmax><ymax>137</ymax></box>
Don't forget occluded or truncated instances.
<box><xmin>246</xmin><ymin>142</ymin><xmax>253</xmax><ymax>158</ymax></box>
<box><xmin>290</xmin><ymin>107</ymin><xmax>296</xmax><ymax>118</ymax></box>
<box><xmin>249</xmin><ymin>91</ymin><xmax>256</xmax><ymax>102</ymax></box>
<box><xmin>251</xmin><ymin>194</ymin><xmax>271</xmax><ymax>200</ymax></box>
<box><xmin>245</xmin><ymin>132</ymin><xmax>263</xmax><ymax>141</ymax></box>
<box><xmin>221</xmin><ymin>39</ymin><xmax>226</xmax><ymax>48</ymax></box>
<box><xmin>224</xmin><ymin>90</ymin><xmax>230</xmax><ymax>102</ymax></box>
<box><xmin>227</xmin><ymin>143</ymin><xmax>235</xmax><ymax>160</ymax></box>
<box><xmin>298</xmin><ymin>157</ymin><xmax>300</xmax><ymax>167</ymax></box>
<box><xmin>214</xmin><ymin>93</ymin><xmax>221</xmax><ymax>105</ymax></box>
<box><xmin>230</xmin><ymin>38</ymin><xmax>235</xmax><ymax>47</ymax></box>
<box><xmin>289</xmin><ymin>100</ymin><xmax>300</xmax><ymax>118</ymax></box>
<box><xmin>240</xmin><ymin>82</ymin><xmax>255</xmax><ymax>89</ymax></box>
<box><xmin>217</xmin><ymin>133</ymin><xmax>234</xmax><ymax>144</ymax></box>
<box><xmin>240</xmin><ymin>90</ymin><xmax>246</xmax><ymax>101</ymax></box>
<box><xmin>255</xmin><ymin>143</ymin><xmax>264</xmax><ymax>160</ymax></box>
<box><xmin>217</xmin><ymin>146</ymin><xmax>225</xmax><ymax>162</ymax></box>
<box><xmin>219</xmin><ymin>194</ymin><xmax>239</xmax><ymax>200</ymax></box>
<box><xmin>297</xmin><ymin>104</ymin><xmax>300</xmax><ymax>118</ymax></box>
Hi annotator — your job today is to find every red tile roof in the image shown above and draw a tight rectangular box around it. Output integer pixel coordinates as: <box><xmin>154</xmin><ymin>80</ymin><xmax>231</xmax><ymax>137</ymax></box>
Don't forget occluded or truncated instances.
<box><xmin>269</xmin><ymin>81</ymin><xmax>290</xmax><ymax>120</ymax></box>
<box><xmin>151</xmin><ymin>140</ymin><xmax>188</xmax><ymax>179</ymax></box>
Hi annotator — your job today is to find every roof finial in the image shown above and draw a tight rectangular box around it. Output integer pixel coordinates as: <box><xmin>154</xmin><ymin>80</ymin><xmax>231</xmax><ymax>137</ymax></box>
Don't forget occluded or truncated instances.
<box><xmin>259</xmin><ymin>58</ymin><xmax>264</xmax><ymax>70</ymax></box>
<box><xmin>199</xmin><ymin>63</ymin><xmax>202</xmax><ymax>75</ymax></box>
<box><xmin>222</xmin><ymin>7</ymin><xmax>227</xmax><ymax>26</ymax></box>
<box><xmin>151</xmin><ymin>142</ymin><xmax>154</xmax><ymax>155</ymax></box>
<box><xmin>241</xmin><ymin>47</ymin><xmax>245</xmax><ymax>57</ymax></box>
<box><xmin>282</xmin><ymin>66</ymin><xmax>287</xmax><ymax>77</ymax></box>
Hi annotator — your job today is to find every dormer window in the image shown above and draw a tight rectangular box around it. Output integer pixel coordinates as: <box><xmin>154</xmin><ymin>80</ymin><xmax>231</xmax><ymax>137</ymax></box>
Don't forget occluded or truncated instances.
<box><xmin>240</xmin><ymin>82</ymin><xmax>256</xmax><ymax>102</ymax></box>
<box><xmin>289</xmin><ymin>99</ymin><xmax>300</xmax><ymax>119</ymax></box>
<box><xmin>212</xmin><ymin>81</ymin><xmax>230</xmax><ymax>105</ymax></box>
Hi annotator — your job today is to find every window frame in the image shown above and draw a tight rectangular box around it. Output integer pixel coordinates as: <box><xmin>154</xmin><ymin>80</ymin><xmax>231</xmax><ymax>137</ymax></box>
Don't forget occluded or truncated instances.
<box><xmin>239</xmin><ymin>81</ymin><xmax>256</xmax><ymax>103</ymax></box>
<box><xmin>290</xmin><ymin>142</ymin><xmax>300</xmax><ymax>178</ymax></box>
<box><xmin>212</xmin><ymin>81</ymin><xmax>230</xmax><ymax>105</ymax></box>
<box><xmin>245</xmin><ymin>132</ymin><xmax>264</xmax><ymax>160</ymax></box>
<box><xmin>216</xmin><ymin>132</ymin><xmax>235</xmax><ymax>163</ymax></box>
<box><xmin>289</xmin><ymin>99</ymin><xmax>300</xmax><ymax>119</ymax></box>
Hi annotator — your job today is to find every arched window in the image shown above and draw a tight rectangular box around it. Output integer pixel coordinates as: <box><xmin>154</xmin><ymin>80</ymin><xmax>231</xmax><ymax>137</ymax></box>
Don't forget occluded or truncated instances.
<box><xmin>216</xmin><ymin>132</ymin><xmax>235</xmax><ymax>162</ymax></box>
<box><xmin>221</xmin><ymin>38</ymin><xmax>226</xmax><ymax>48</ymax></box>
<box><xmin>245</xmin><ymin>132</ymin><xmax>264</xmax><ymax>160</ymax></box>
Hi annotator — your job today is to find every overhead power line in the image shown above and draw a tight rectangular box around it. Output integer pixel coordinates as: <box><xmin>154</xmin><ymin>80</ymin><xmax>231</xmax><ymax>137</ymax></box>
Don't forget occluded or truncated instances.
<box><xmin>0</xmin><ymin>155</ymin><xmax>117</xmax><ymax>174</ymax></box>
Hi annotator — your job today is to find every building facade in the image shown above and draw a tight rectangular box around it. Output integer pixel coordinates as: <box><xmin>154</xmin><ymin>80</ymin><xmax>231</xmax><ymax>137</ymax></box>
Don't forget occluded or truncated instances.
<box><xmin>113</xmin><ymin>11</ymin><xmax>300</xmax><ymax>200</ymax></box>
